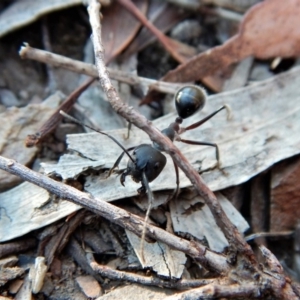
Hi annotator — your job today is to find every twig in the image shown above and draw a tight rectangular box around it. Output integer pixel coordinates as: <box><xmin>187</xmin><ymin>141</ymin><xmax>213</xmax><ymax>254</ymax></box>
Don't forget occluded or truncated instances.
<box><xmin>44</xmin><ymin>210</ymin><xmax>87</xmax><ymax>266</ymax></box>
<box><xmin>19</xmin><ymin>44</ymin><xmax>184</xmax><ymax>95</ymax></box>
<box><xmin>0</xmin><ymin>156</ymin><xmax>229</xmax><ymax>274</ymax></box>
<box><xmin>245</xmin><ymin>231</ymin><xmax>293</xmax><ymax>242</ymax></box>
<box><xmin>25</xmin><ymin>77</ymin><xmax>95</xmax><ymax>147</ymax></box>
<box><xmin>163</xmin><ymin>282</ymin><xmax>259</xmax><ymax>300</ymax></box>
<box><xmin>87</xmin><ymin>0</ymin><xmax>254</xmax><ymax>261</ymax></box>
<box><xmin>0</xmin><ymin>238</ymin><xmax>36</xmax><ymax>259</ymax></box>
<box><xmin>67</xmin><ymin>237</ymin><xmax>103</xmax><ymax>283</ymax></box>
<box><xmin>86</xmin><ymin>252</ymin><xmax>215</xmax><ymax>290</ymax></box>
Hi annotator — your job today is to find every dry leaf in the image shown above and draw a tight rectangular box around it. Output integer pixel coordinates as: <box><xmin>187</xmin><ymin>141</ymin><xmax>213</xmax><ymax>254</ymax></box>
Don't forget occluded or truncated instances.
<box><xmin>0</xmin><ymin>92</ymin><xmax>64</xmax><ymax>190</ymax></box>
<box><xmin>143</xmin><ymin>0</ymin><xmax>300</xmax><ymax>103</ymax></box>
<box><xmin>101</xmin><ymin>0</ymin><xmax>148</xmax><ymax>63</ymax></box>
<box><xmin>270</xmin><ymin>157</ymin><xmax>300</xmax><ymax>232</ymax></box>
<box><xmin>0</xmin><ymin>0</ymin><xmax>83</xmax><ymax>38</ymax></box>
<box><xmin>123</xmin><ymin>2</ymin><xmax>191</xmax><ymax>58</ymax></box>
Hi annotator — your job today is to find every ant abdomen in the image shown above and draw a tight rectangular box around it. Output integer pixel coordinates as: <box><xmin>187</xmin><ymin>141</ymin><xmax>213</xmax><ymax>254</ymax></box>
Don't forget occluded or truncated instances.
<box><xmin>175</xmin><ymin>85</ymin><xmax>207</xmax><ymax>119</ymax></box>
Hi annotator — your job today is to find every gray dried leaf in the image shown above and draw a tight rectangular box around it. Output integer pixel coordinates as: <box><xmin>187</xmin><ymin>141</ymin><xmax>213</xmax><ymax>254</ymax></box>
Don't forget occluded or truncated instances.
<box><xmin>0</xmin><ymin>0</ymin><xmax>83</xmax><ymax>38</ymax></box>
<box><xmin>0</xmin><ymin>92</ymin><xmax>64</xmax><ymax>190</ymax></box>
<box><xmin>126</xmin><ymin>230</ymin><xmax>186</xmax><ymax>278</ymax></box>
<box><xmin>0</xmin><ymin>182</ymin><xmax>81</xmax><ymax>242</ymax></box>
<box><xmin>44</xmin><ymin>66</ymin><xmax>300</xmax><ymax>198</ymax></box>
<box><xmin>170</xmin><ymin>191</ymin><xmax>249</xmax><ymax>252</ymax></box>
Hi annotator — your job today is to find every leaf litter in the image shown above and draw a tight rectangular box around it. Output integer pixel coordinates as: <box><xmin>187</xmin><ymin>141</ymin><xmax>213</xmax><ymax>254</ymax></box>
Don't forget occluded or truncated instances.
<box><xmin>1</xmin><ymin>0</ymin><xmax>300</xmax><ymax>298</ymax></box>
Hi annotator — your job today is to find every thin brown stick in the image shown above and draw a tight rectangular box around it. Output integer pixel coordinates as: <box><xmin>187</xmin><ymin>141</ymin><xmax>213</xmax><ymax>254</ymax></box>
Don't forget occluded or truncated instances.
<box><xmin>163</xmin><ymin>282</ymin><xmax>259</xmax><ymax>300</ymax></box>
<box><xmin>87</xmin><ymin>252</ymin><xmax>215</xmax><ymax>290</ymax></box>
<box><xmin>245</xmin><ymin>231</ymin><xmax>293</xmax><ymax>242</ymax></box>
<box><xmin>0</xmin><ymin>238</ymin><xmax>36</xmax><ymax>259</ymax></box>
<box><xmin>87</xmin><ymin>0</ymin><xmax>255</xmax><ymax>262</ymax></box>
<box><xmin>25</xmin><ymin>77</ymin><xmax>95</xmax><ymax>147</ymax></box>
<box><xmin>117</xmin><ymin>0</ymin><xmax>193</xmax><ymax>63</ymax></box>
<box><xmin>0</xmin><ymin>156</ymin><xmax>229</xmax><ymax>274</ymax></box>
<box><xmin>19</xmin><ymin>44</ymin><xmax>184</xmax><ymax>95</ymax></box>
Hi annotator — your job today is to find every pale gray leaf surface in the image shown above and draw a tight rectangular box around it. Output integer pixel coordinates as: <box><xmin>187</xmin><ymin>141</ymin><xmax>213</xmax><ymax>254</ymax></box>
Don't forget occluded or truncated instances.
<box><xmin>0</xmin><ymin>0</ymin><xmax>83</xmax><ymax>38</ymax></box>
<box><xmin>0</xmin><ymin>182</ymin><xmax>81</xmax><ymax>242</ymax></box>
<box><xmin>170</xmin><ymin>190</ymin><xmax>249</xmax><ymax>252</ymax></box>
<box><xmin>41</xmin><ymin>153</ymin><xmax>104</xmax><ymax>180</ymax></box>
<box><xmin>126</xmin><ymin>230</ymin><xmax>186</xmax><ymax>278</ymax></box>
<box><xmin>43</xmin><ymin>66</ymin><xmax>300</xmax><ymax>198</ymax></box>
<box><xmin>0</xmin><ymin>92</ymin><xmax>64</xmax><ymax>189</ymax></box>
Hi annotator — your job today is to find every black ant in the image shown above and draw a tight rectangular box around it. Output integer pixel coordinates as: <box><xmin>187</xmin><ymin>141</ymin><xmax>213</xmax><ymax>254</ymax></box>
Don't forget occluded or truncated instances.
<box><xmin>106</xmin><ymin>85</ymin><xmax>229</xmax><ymax>198</ymax></box>
<box><xmin>61</xmin><ymin>85</ymin><xmax>229</xmax><ymax>199</ymax></box>
<box><xmin>60</xmin><ymin>85</ymin><xmax>229</xmax><ymax>262</ymax></box>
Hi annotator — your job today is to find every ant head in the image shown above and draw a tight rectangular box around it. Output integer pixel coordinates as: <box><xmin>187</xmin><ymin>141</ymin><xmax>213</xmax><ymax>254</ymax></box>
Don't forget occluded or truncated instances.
<box><xmin>175</xmin><ymin>85</ymin><xmax>207</xmax><ymax>119</ymax></box>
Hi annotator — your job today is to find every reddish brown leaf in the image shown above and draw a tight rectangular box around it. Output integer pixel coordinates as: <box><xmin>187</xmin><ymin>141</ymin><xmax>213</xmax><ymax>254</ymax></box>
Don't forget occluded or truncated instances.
<box><xmin>270</xmin><ymin>157</ymin><xmax>300</xmax><ymax>232</ymax></box>
<box><xmin>123</xmin><ymin>2</ymin><xmax>190</xmax><ymax>58</ymax></box>
<box><xmin>101</xmin><ymin>0</ymin><xmax>148</xmax><ymax>64</ymax></box>
<box><xmin>117</xmin><ymin>0</ymin><xmax>195</xmax><ymax>63</ymax></box>
<box><xmin>142</xmin><ymin>0</ymin><xmax>300</xmax><ymax>104</ymax></box>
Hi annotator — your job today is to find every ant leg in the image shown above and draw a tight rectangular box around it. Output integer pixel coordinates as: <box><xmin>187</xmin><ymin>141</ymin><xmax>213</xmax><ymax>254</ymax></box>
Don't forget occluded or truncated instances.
<box><xmin>140</xmin><ymin>170</ymin><xmax>154</xmax><ymax>265</ymax></box>
<box><xmin>125</xmin><ymin>122</ymin><xmax>132</xmax><ymax>139</ymax></box>
<box><xmin>179</xmin><ymin>138</ymin><xmax>221</xmax><ymax>168</ymax></box>
<box><xmin>107</xmin><ymin>146</ymin><xmax>136</xmax><ymax>178</ymax></box>
<box><xmin>182</xmin><ymin>105</ymin><xmax>231</xmax><ymax>133</ymax></box>
<box><xmin>168</xmin><ymin>158</ymin><xmax>180</xmax><ymax>200</ymax></box>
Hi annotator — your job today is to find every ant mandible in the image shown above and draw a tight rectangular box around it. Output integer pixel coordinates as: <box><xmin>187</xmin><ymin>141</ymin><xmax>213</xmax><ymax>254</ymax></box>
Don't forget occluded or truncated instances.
<box><xmin>60</xmin><ymin>85</ymin><xmax>229</xmax><ymax>199</ymax></box>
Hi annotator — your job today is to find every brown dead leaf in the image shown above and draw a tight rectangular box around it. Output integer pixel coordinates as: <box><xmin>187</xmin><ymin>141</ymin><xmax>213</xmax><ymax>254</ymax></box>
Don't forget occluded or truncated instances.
<box><xmin>101</xmin><ymin>0</ymin><xmax>148</xmax><ymax>64</ymax></box>
<box><xmin>122</xmin><ymin>2</ymin><xmax>190</xmax><ymax>58</ymax></box>
<box><xmin>270</xmin><ymin>157</ymin><xmax>300</xmax><ymax>232</ymax></box>
<box><xmin>143</xmin><ymin>0</ymin><xmax>300</xmax><ymax>104</ymax></box>
<box><xmin>117</xmin><ymin>0</ymin><xmax>195</xmax><ymax>63</ymax></box>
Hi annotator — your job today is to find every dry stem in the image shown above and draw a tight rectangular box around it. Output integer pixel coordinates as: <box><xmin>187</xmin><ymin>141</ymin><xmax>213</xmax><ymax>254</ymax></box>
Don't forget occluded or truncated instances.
<box><xmin>87</xmin><ymin>252</ymin><xmax>215</xmax><ymax>290</ymax></box>
<box><xmin>19</xmin><ymin>44</ymin><xmax>184</xmax><ymax>95</ymax></box>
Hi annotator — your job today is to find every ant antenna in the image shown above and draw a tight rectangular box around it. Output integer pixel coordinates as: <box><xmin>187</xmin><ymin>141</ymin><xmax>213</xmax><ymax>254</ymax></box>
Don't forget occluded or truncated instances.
<box><xmin>60</xmin><ymin>111</ymin><xmax>134</xmax><ymax>163</ymax></box>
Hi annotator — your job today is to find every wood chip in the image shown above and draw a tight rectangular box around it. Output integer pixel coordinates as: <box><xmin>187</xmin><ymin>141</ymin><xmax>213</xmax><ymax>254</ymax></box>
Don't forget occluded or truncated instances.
<box><xmin>76</xmin><ymin>275</ymin><xmax>102</xmax><ymax>298</ymax></box>
<box><xmin>8</xmin><ymin>279</ymin><xmax>24</xmax><ymax>294</ymax></box>
<box><xmin>0</xmin><ymin>267</ymin><xmax>25</xmax><ymax>287</ymax></box>
<box><xmin>126</xmin><ymin>230</ymin><xmax>187</xmax><ymax>278</ymax></box>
